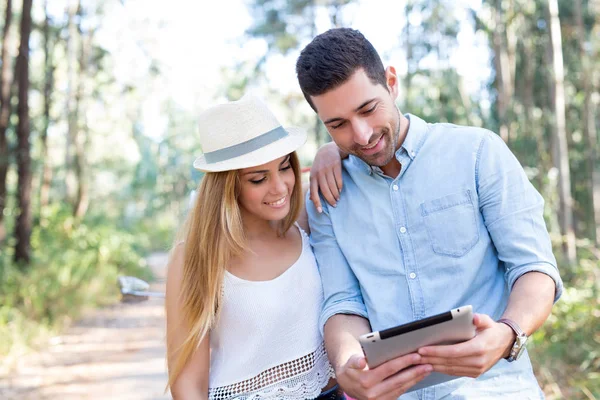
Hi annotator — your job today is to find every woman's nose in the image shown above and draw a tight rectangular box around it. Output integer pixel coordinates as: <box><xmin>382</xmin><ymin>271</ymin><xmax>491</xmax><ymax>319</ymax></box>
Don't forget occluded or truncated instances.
<box><xmin>270</xmin><ymin>172</ymin><xmax>288</xmax><ymax>194</ymax></box>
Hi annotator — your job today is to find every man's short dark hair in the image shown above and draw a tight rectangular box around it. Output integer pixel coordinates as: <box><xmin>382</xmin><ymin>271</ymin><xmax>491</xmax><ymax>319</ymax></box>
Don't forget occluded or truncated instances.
<box><xmin>296</xmin><ymin>28</ymin><xmax>388</xmax><ymax>111</ymax></box>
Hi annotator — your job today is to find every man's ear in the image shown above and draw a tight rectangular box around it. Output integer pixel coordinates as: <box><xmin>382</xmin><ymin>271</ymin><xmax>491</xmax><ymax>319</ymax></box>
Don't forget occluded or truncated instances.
<box><xmin>385</xmin><ymin>66</ymin><xmax>399</xmax><ymax>100</ymax></box>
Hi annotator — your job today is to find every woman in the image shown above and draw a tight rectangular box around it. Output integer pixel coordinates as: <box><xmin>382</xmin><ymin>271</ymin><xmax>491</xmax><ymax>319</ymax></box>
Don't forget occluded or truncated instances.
<box><xmin>165</xmin><ymin>94</ymin><xmax>345</xmax><ymax>399</ymax></box>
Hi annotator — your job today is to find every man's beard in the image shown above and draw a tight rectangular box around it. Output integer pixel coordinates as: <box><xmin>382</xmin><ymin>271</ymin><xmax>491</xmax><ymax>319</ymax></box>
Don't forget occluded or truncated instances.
<box><xmin>351</xmin><ymin>112</ymin><xmax>400</xmax><ymax>167</ymax></box>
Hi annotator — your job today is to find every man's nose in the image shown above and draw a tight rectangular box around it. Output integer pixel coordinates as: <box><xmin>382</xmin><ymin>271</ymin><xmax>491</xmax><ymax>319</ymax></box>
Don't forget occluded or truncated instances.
<box><xmin>352</xmin><ymin>118</ymin><xmax>373</xmax><ymax>146</ymax></box>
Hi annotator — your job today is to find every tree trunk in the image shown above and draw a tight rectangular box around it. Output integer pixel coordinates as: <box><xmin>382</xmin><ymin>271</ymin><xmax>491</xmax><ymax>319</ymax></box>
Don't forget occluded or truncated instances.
<box><xmin>404</xmin><ymin>1</ymin><xmax>413</xmax><ymax>111</ymax></box>
<box><xmin>309</xmin><ymin>0</ymin><xmax>324</xmax><ymax>146</ymax></box>
<box><xmin>73</xmin><ymin>12</ymin><xmax>91</xmax><ymax>219</ymax></box>
<box><xmin>0</xmin><ymin>0</ymin><xmax>13</xmax><ymax>243</ymax></box>
<box><xmin>522</xmin><ymin>30</ymin><xmax>548</xmax><ymax>191</ymax></box>
<box><xmin>13</xmin><ymin>0</ymin><xmax>33</xmax><ymax>265</ymax></box>
<box><xmin>457</xmin><ymin>75</ymin><xmax>473</xmax><ymax>125</ymax></box>
<box><xmin>64</xmin><ymin>0</ymin><xmax>79</xmax><ymax>206</ymax></box>
<box><xmin>492</xmin><ymin>0</ymin><xmax>512</xmax><ymax>143</ymax></box>
<box><xmin>574</xmin><ymin>0</ymin><xmax>599</xmax><ymax>244</ymax></box>
<box><xmin>328</xmin><ymin>0</ymin><xmax>349</xmax><ymax>28</ymax></box>
<box><xmin>547</xmin><ymin>0</ymin><xmax>576</xmax><ymax>265</ymax></box>
<box><xmin>505</xmin><ymin>0</ymin><xmax>517</xmax><ymax>98</ymax></box>
<box><xmin>505</xmin><ymin>1</ymin><xmax>518</xmax><ymax>139</ymax></box>
<box><xmin>40</xmin><ymin>0</ymin><xmax>54</xmax><ymax>210</ymax></box>
<box><xmin>522</xmin><ymin>36</ymin><xmax>534</xmax><ymax>125</ymax></box>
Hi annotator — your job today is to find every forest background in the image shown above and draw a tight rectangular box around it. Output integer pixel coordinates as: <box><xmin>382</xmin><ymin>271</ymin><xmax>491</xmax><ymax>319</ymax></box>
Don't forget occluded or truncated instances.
<box><xmin>0</xmin><ymin>0</ymin><xmax>598</xmax><ymax>398</ymax></box>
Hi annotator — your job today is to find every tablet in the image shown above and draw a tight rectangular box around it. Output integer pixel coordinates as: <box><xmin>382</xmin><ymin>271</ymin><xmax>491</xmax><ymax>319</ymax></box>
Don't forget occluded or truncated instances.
<box><xmin>359</xmin><ymin>305</ymin><xmax>476</xmax><ymax>392</ymax></box>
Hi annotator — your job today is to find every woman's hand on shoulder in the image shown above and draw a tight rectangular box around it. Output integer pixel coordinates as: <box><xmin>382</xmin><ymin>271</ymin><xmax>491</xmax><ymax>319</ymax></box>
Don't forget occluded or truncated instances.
<box><xmin>309</xmin><ymin>142</ymin><xmax>347</xmax><ymax>213</ymax></box>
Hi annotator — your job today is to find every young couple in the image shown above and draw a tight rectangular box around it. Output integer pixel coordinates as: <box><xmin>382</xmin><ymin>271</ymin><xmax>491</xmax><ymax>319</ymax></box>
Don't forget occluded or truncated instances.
<box><xmin>165</xmin><ymin>28</ymin><xmax>563</xmax><ymax>400</ymax></box>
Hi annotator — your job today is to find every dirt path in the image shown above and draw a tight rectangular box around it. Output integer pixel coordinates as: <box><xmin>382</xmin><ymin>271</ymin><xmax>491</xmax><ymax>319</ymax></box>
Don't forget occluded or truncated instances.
<box><xmin>0</xmin><ymin>252</ymin><xmax>171</xmax><ymax>400</ymax></box>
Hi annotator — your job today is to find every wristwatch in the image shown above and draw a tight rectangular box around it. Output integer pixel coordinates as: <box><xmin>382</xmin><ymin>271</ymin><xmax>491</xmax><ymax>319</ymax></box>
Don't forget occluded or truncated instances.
<box><xmin>498</xmin><ymin>318</ymin><xmax>528</xmax><ymax>362</ymax></box>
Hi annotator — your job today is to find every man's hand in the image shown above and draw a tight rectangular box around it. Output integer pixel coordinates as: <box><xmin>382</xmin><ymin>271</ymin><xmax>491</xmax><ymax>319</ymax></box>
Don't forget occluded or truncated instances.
<box><xmin>309</xmin><ymin>142</ymin><xmax>345</xmax><ymax>212</ymax></box>
<box><xmin>417</xmin><ymin>313</ymin><xmax>514</xmax><ymax>378</ymax></box>
<box><xmin>337</xmin><ymin>353</ymin><xmax>432</xmax><ymax>400</ymax></box>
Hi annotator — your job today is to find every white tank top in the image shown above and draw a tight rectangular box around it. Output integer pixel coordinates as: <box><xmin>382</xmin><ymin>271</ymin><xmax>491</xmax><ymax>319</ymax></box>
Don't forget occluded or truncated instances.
<box><xmin>208</xmin><ymin>225</ymin><xmax>334</xmax><ymax>400</ymax></box>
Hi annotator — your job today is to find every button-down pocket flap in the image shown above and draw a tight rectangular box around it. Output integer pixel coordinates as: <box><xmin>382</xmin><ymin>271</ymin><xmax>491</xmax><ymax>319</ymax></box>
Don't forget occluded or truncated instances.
<box><xmin>420</xmin><ymin>190</ymin><xmax>479</xmax><ymax>257</ymax></box>
<box><xmin>421</xmin><ymin>190</ymin><xmax>473</xmax><ymax>216</ymax></box>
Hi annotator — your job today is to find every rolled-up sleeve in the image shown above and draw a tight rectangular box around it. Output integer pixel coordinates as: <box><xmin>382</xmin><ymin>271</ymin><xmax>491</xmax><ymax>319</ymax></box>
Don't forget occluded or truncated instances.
<box><xmin>306</xmin><ymin>190</ymin><xmax>368</xmax><ymax>334</ymax></box>
<box><xmin>476</xmin><ymin>132</ymin><xmax>563</xmax><ymax>302</ymax></box>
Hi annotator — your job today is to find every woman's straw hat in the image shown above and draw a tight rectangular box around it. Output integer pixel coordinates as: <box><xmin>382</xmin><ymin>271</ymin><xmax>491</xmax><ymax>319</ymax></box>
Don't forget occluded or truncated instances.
<box><xmin>193</xmin><ymin>94</ymin><xmax>307</xmax><ymax>172</ymax></box>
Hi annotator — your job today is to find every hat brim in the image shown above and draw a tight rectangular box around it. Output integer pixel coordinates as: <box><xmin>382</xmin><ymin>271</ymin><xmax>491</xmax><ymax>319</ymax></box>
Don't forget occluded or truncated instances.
<box><xmin>192</xmin><ymin>126</ymin><xmax>307</xmax><ymax>172</ymax></box>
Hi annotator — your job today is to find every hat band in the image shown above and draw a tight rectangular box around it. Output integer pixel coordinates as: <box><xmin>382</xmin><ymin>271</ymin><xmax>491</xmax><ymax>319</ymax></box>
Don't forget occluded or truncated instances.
<box><xmin>203</xmin><ymin>125</ymin><xmax>289</xmax><ymax>164</ymax></box>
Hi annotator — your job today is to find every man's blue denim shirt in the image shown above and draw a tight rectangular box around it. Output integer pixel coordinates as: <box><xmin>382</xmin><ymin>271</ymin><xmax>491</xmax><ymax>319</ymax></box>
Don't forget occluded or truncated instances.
<box><xmin>307</xmin><ymin>114</ymin><xmax>563</xmax><ymax>399</ymax></box>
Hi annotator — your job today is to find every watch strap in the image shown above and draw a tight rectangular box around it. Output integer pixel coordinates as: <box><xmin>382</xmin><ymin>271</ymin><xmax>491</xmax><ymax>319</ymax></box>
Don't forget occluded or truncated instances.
<box><xmin>498</xmin><ymin>318</ymin><xmax>527</xmax><ymax>362</ymax></box>
<box><xmin>497</xmin><ymin>318</ymin><xmax>525</xmax><ymax>337</ymax></box>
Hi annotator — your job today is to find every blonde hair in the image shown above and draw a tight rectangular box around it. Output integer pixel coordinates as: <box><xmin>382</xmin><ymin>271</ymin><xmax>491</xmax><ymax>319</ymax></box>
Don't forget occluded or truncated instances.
<box><xmin>166</xmin><ymin>152</ymin><xmax>302</xmax><ymax>390</ymax></box>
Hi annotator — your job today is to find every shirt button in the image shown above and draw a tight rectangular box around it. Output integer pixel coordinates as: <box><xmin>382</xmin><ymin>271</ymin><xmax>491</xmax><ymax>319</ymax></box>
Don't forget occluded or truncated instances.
<box><xmin>392</xmin><ymin>184</ymin><xmax>399</xmax><ymax>191</ymax></box>
<box><xmin>409</xmin><ymin>272</ymin><xmax>416</xmax><ymax>279</ymax></box>
<box><xmin>411</xmin><ymin>151</ymin><xmax>416</xmax><ymax>157</ymax></box>
<box><xmin>400</xmin><ymin>226</ymin><xmax>407</xmax><ymax>233</ymax></box>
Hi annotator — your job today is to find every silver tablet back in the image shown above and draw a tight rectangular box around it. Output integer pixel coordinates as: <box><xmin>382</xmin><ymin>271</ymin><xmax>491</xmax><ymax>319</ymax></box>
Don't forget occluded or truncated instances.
<box><xmin>359</xmin><ymin>305</ymin><xmax>476</xmax><ymax>392</ymax></box>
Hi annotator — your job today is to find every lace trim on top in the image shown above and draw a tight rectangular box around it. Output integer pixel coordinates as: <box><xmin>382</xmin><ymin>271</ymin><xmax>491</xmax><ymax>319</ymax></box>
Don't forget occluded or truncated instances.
<box><xmin>208</xmin><ymin>342</ymin><xmax>334</xmax><ymax>400</ymax></box>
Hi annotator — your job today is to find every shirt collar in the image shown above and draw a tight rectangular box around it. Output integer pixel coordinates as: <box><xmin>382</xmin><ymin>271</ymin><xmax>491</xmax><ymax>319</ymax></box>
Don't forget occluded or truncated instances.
<box><xmin>350</xmin><ymin>152</ymin><xmax>374</xmax><ymax>174</ymax></box>
<box><xmin>400</xmin><ymin>113</ymin><xmax>428</xmax><ymax>161</ymax></box>
<box><xmin>349</xmin><ymin>113</ymin><xmax>429</xmax><ymax>175</ymax></box>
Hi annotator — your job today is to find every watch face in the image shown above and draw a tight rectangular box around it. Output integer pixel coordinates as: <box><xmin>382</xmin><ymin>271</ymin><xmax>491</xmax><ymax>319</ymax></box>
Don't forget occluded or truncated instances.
<box><xmin>514</xmin><ymin>335</ymin><xmax>528</xmax><ymax>360</ymax></box>
<box><xmin>515</xmin><ymin>343</ymin><xmax>526</xmax><ymax>359</ymax></box>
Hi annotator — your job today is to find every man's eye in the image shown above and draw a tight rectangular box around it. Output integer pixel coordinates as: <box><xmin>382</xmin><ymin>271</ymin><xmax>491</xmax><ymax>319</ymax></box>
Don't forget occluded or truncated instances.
<box><xmin>364</xmin><ymin>105</ymin><xmax>376</xmax><ymax>114</ymax></box>
<box><xmin>331</xmin><ymin>121</ymin><xmax>345</xmax><ymax>129</ymax></box>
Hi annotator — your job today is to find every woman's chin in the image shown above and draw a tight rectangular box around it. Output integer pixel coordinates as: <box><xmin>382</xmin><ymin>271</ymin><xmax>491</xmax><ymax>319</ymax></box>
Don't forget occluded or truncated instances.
<box><xmin>261</xmin><ymin>205</ymin><xmax>291</xmax><ymax>221</ymax></box>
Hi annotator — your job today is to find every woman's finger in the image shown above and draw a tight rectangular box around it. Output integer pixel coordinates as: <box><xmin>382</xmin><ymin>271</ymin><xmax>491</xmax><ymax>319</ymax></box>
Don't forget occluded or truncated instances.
<box><xmin>318</xmin><ymin>173</ymin><xmax>337</xmax><ymax>208</ymax></box>
<box><xmin>325</xmin><ymin>167</ymin><xmax>340</xmax><ymax>202</ymax></box>
<box><xmin>309</xmin><ymin>173</ymin><xmax>323</xmax><ymax>213</ymax></box>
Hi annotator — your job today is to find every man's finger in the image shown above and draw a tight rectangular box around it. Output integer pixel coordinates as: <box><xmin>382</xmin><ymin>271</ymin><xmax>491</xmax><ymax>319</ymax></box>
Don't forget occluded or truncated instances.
<box><xmin>418</xmin><ymin>356</ymin><xmax>457</xmax><ymax>366</ymax></box>
<box><xmin>473</xmin><ymin>313</ymin><xmax>494</xmax><ymax>330</ymax></box>
<box><xmin>347</xmin><ymin>354</ymin><xmax>368</xmax><ymax>370</ymax></box>
<box><xmin>431</xmin><ymin>364</ymin><xmax>481</xmax><ymax>378</ymax></box>
<box><xmin>376</xmin><ymin>365</ymin><xmax>433</xmax><ymax>399</ymax></box>
<box><xmin>418</xmin><ymin>355</ymin><xmax>481</xmax><ymax>367</ymax></box>
<box><xmin>370</xmin><ymin>353</ymin><xmax>422</xmax><ymax>382</ymax></box>
<box><xmin>418</xmin><ymin>338</ymin><xmax>481</xmax><ymax>358</ymax></box>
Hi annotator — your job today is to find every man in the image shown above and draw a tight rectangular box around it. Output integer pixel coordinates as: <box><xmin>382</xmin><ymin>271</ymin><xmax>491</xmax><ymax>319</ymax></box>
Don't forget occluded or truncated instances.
<box><xmin>297</xmin><ymin>28</ymin><xmax>563</xmax><ymax>399</ymax></box>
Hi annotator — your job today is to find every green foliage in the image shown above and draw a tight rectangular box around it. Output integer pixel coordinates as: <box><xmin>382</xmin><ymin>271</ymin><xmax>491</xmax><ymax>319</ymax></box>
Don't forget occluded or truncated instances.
<box><xmin>247</xmin><ymin>0</ymin><xmax>308</xmax><ymax>55</ymax></box>
<box><xmin>128</xmin><ymin>211</ymin><xmax>179</xmax><ymax>253</ymax></box>
<box><xmin>402</xmin><ymin>0</ymin><xmax>485</xmax><ymax>128</ymax></box>
<box><xmin>529</xmin><ymin>242</ymin><xmax>600</xmax><ymax>399</ymax></box>
<box><xmin>0</xmin><ymin>1</ymin><xmax>597</xmax><ymax>398</ymax></box>
<box><xmin>0</xmin><ymin>205</ymin><xmax>153</xmax><ymax>357</ymax></box>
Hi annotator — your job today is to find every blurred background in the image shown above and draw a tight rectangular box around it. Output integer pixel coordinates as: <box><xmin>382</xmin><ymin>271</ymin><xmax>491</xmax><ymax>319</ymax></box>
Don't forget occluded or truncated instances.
<box><xmin>0</xmin><ymin>0</ymin><xmax>598</xmax><ymax>398</ymax></box>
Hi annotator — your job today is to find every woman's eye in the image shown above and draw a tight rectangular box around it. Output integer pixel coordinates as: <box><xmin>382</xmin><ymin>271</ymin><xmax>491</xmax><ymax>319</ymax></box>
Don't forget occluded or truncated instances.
<box><xmin>281</xmin><ymin>164</ymin><xmax>292</xmax><ymax>171</ymax></box>
<box><xmin>250</xmin><ymin>177</ymin><xmax>266</xmax><ymax>184</ymax></box>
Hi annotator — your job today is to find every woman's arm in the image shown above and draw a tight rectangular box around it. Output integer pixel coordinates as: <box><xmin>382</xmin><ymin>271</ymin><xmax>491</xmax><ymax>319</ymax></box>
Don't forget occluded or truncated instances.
<box><xmin>166</xmin><ymin>243</ymin><xmax>210</xmax><ymax>400</ymax></box>
<box><xmin>297</xmin><ymin>182</ymin><xmax>310</xmax><ymax>233</ymax></box>
<box><xmin>309</xmin><ymin>142</ymin><xmax>347</xmax><ymax>213</ymax></box>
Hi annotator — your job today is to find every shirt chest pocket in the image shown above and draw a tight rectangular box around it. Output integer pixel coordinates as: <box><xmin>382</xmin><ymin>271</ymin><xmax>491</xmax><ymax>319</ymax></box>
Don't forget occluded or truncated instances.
<box><xmin>420</xmin><ymin>190</ymin><xmax>480</xmax><ymax>257</ymax></box>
